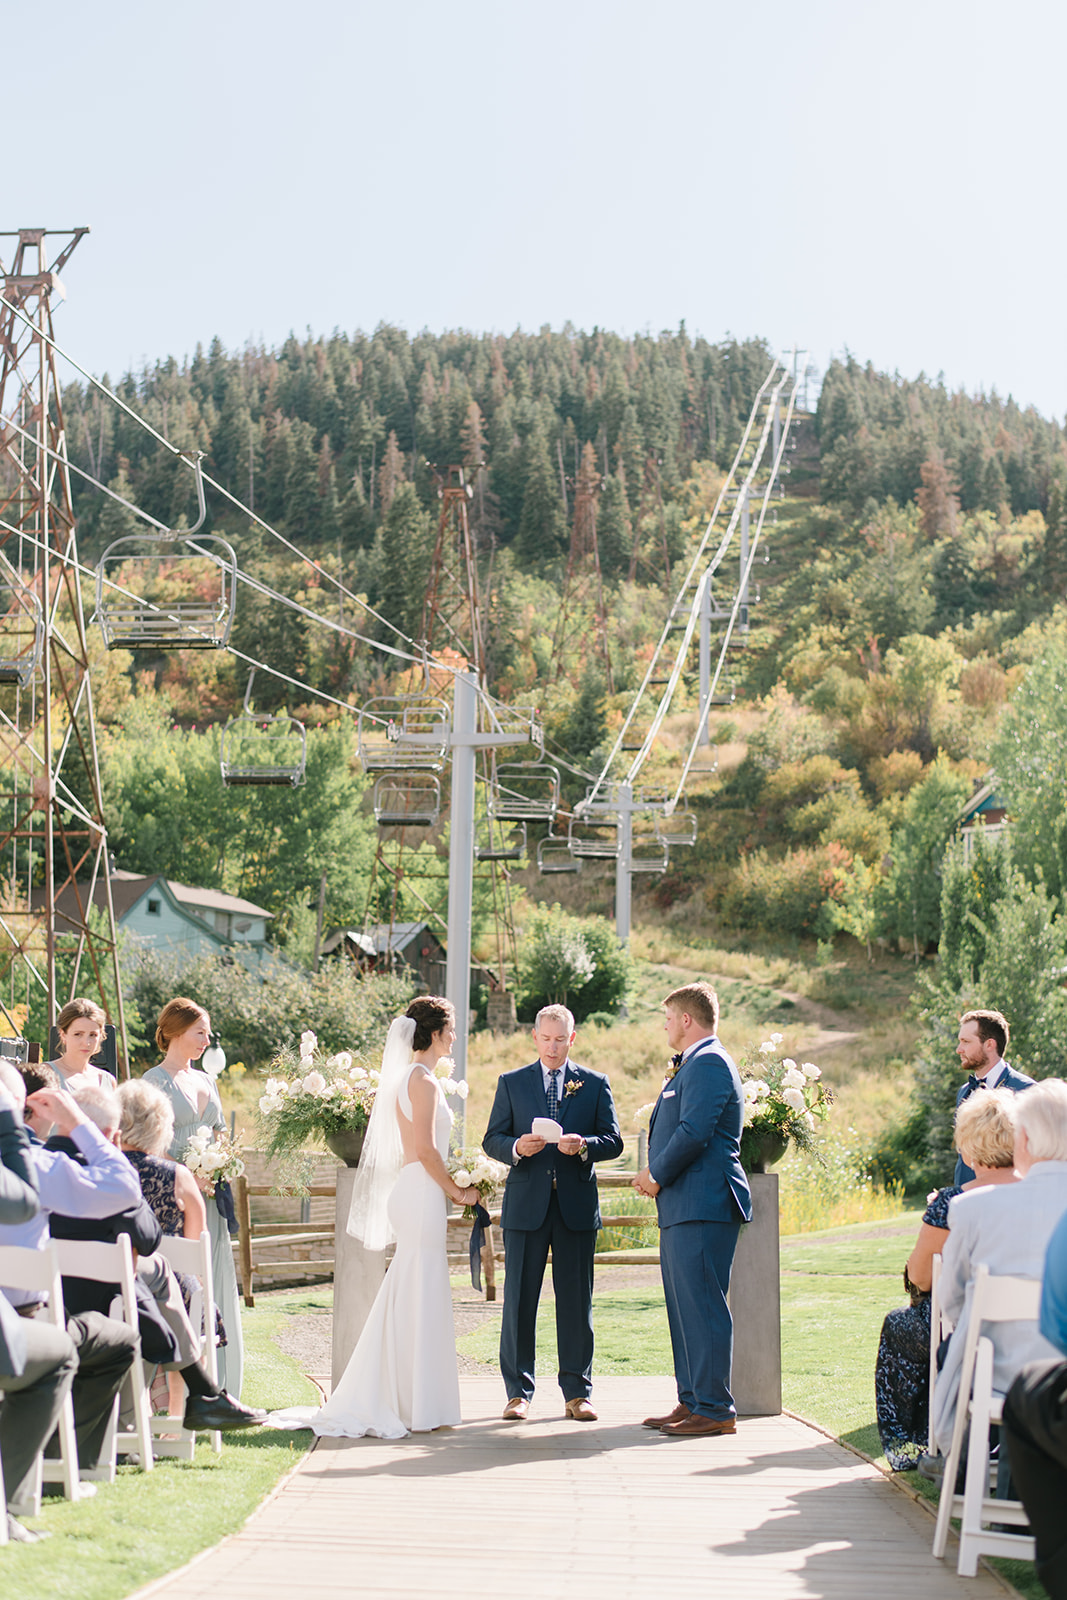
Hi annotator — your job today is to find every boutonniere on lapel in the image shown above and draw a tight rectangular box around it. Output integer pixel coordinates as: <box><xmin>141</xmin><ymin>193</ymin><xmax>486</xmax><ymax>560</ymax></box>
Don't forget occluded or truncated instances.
<box><xmin>661</xmin><ymin>1053</ymin><xmax>683</xmax><ymax>1089</ymax></box>
<box><xmin>563</xmin><ymin>1078</ymin><xmax>583</xmax><ymax>1097</ymax></box>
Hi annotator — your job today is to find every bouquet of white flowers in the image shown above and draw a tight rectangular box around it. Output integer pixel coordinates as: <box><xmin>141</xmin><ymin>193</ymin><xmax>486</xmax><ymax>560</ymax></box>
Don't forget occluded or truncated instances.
<box><xmin>735</xmin><ymin>1033</ymin><xmax>831</xmax><ymax>1172</ymax></box>
<box><xmin>182</xmin><ymin>1125</ymin><xmax>246</xmax><ymax>1193</ymax></box>
<box><xmin>447</xmin><ymin>1148</ymin><xmax>508</xmax><ymax>1218</ymax></box>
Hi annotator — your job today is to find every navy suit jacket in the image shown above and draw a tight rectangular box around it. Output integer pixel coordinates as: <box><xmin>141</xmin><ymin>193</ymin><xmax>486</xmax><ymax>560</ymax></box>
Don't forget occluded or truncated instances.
<box><xmin>648</xmin><ymin>1037</ymin><xmax>752</xmax><ymax>1228</ymax></box>
<box><xmin>483</xmin><ymin>1062</ymin><xmax>623</xmax><ymax>1232</ymax></box>
<box><xmin>953</xmin><ymin>1063</ymin><xmax>1035</xmax><ymax>1184</ymax></box>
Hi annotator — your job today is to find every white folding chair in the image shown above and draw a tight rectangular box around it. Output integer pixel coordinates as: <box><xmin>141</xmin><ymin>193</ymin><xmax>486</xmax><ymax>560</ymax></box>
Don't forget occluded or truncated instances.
<box><xmin>0</xmin><ymin>1241</ymin><xmax>82</xmax><ymax>1511</ymax></box>
<box><xmin>151</xmin><ymin>1231</ymin><xmax>222</xmax><ymax>1458</ymax></box>
<box><xmin>52</xmin><ymin>1234</ymin><xmax>155</xmax><ymax>1480</ymax></box>
<box><xmin>932</xmin><ymin>1263</ymin><xmax>1038</xmax><ymax>1575</ymax></box>
<box><xmin>927</xmin><ymin>1253</ymin><xmax>955</xmax><ymax>1455</ymax></box>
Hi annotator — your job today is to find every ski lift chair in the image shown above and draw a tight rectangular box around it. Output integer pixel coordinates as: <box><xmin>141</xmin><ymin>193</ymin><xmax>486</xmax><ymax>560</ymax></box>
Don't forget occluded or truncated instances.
<box><xmin>0</xmin><ymin>569</ymin><xmax>44</xmax><ymax>687</ymax></box>
<box><xmin>474</xmin><ymin>821</ymin><xmax>527</xmax><ymax>862</ymax></box>
<box><xmin>373</xmin><ymin>773</ymin><xmax>441</xmax><ymax>828</ymax></box>
<box><xmin>489</xmin><ymin>762</ymin><xmax>561</xmax><ymax>823</ymax></box>
<box><xmin>567</xmin><ymin>815</ymin><xmax>621</xmax><ymax>859</ymax></box>
<box><xmin>95</xmin><ymin>455</ymin><xmax>238</xmax><ymax>650</ymax></box>
<box><xmin>358</xmin><ymin>697</ymin><xmax>451</xmax><ymax>771</ymax></box>
<box><xmin>655</xmin><ymin>810</ymin><xmax>698</xmax><ymax>848</ymax></box>
<box><xmin>629</xmin><ymin>839</ymin><xmax>670</xmax><ymax>874</ymax></box>
<box><xmin>537</xmin><ymin>834</ymin><xmax>581</xmax><ymax>875</ymax></box>
<box><xmin>220</xmin><ymin>672</ymin><xmax>307</xmax><ymax>788</ymax></box>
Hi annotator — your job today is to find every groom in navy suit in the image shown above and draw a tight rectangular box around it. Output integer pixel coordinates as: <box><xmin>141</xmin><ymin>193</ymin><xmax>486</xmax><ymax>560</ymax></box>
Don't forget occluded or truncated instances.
<box><xmin>954</xmin><ymin>1008</ymin><xmax>1034</xmax><ymax>1184</ymax></box>
<box><xmin>483</xmin><ymin>1005</ymin><xmax>622</xmax><ymax>1422</ymax></box>
<box><xmin>634</xmin><ymin>982</ymin><xmax>751</xmax><ymax>1437</ymax></box>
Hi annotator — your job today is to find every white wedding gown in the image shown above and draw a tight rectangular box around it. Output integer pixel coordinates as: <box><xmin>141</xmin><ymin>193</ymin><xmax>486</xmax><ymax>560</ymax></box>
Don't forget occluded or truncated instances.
<box><xmin>272</xmin><ymin>1068</ymin><xmax>461</xmax><ymax>1439</ymax></box>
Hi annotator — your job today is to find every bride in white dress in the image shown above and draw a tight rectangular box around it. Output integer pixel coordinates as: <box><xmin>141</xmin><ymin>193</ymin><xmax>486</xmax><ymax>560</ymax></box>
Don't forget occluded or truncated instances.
<box><xmin>279</xmin><ymin>996</ymin><xmax>479</xmax><ymax>1439</ymax></box>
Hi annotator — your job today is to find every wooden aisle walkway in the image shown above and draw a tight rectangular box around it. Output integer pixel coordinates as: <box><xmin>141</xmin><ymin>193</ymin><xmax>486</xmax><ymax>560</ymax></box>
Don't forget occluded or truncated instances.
<box><xmin>134</xmin><ymin>1377</ymin><xmax>1009</xmax><ymax>1600</ymax></box>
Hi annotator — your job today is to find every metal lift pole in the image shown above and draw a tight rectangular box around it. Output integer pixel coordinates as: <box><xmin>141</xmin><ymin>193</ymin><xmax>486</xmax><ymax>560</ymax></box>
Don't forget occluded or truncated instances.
<box><xmin>615</xmin><ymin>782</ymin><xmax>633</xmax><ymax>945</ymax></box>
<box><xmin>446</xmin><ymin>672</ymin><xmax>477</xmax><ymax>1104</ymax></box>
<box><xmin>698</xmin><ymin>572</ymin><xmax>712</xmax><ymax>749</ymax></box>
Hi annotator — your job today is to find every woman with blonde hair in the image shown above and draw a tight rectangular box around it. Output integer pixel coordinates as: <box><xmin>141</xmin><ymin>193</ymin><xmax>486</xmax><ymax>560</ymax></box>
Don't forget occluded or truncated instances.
<box><xmin>875</xmin><ymin>1087</ymin><xmax>1019</xmax><ymax>1469</ymax></box>
<box><xmin>142</xmin><ymin>998</ymin><xmax>244</xmax><ymax>1397</ymax></box>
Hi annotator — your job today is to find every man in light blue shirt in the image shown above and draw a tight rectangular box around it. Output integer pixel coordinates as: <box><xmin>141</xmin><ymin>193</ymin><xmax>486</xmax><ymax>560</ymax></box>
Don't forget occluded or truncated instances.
<box><xmin>1003</xmin><ymin>1199</ymin><xmax>1067</xmax><ymax>1599</ymax></box>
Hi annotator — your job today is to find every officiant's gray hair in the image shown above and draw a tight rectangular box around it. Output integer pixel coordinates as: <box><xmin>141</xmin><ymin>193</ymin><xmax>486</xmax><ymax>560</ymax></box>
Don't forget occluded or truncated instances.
<box><xmin>534</xmin><ymin>1005</ymin><xmax>575</xmax><ymax>1035</ymax></box>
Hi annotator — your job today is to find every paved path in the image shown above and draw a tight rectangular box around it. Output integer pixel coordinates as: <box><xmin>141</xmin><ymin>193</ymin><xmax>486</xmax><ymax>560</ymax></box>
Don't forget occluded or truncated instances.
<box><xmin>136</xmin><ymin>1378</ymin><xmax>1009</xmax><ymax>1600</ymax></box>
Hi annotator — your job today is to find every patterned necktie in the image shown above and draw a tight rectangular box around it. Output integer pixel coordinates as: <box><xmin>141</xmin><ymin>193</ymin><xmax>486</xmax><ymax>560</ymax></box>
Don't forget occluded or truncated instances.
<box><xmin>546</xmin><ymin>1069</ymin><xmax>561</xmax><ymax>1121</ymax></box>
<box><xmin>671</xmin><ymin>1053</ymin><xmax>683</xmax><ymax>1070</ymax></box>
<box><xmin>968</xmin><ymin>1074</ymin><xmax>987</xmax><ymax>1093</ymax></box>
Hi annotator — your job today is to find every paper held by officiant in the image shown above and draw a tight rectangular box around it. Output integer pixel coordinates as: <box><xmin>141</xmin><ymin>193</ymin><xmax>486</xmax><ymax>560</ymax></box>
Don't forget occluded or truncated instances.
<box><xmin>531</xmin><ymin>1117</ymin><xmax>562</xmax><ymax>1143</ymax></box>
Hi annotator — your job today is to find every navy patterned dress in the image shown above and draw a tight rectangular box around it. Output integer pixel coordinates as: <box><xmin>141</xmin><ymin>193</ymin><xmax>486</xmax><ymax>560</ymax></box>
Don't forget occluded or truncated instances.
<box><xmin>875</xmin><ymin>1184</ymin><xmax>961</xmax><ymax>1469</ymax></box>
<box><xmin>125</xmin><ymin>1150</ymin><xmax>185</xmax><ymax>1235</ymax></box>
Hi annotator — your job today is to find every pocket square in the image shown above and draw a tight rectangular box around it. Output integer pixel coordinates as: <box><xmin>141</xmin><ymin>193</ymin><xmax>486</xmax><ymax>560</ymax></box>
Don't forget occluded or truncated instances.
<box><xmin>662</xmin><ymin>1089</ymin><xmax>676</xmax><ymax>1098</ymax></box>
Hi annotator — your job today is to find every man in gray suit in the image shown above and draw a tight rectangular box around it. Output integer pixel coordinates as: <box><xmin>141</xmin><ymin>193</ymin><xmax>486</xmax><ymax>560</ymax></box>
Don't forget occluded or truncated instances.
<box><xmin>0</xmin><ymin>1064</ymin><xmax>77</xmax><ymax>1543</ymax></box>
<box><xmin>932</xmin><ymin>1078</ymin><xmax>1067</xmax><ymax>1454</ymax></box>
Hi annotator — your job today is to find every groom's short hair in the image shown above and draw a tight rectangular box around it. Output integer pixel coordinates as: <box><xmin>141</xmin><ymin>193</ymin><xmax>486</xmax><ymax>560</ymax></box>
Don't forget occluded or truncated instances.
<box><xmin>534</xmin><ymin>1004</ymin><xmax>575</xmax><ymax>1035</ymax></box>
<box><xmin>665</xmin><ymin>983</ymin><xmax>719</xmax><ymax>1033</ymax></box>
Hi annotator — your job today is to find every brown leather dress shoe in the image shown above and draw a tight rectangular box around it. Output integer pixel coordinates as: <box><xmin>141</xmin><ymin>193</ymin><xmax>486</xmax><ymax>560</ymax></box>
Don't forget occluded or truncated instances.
<box><xmin>565</xmin><ymin>1398</ymin><xmax>597</xmax><ymax>1421</ymax></box>
<box><xmin>502</xmin><ymin>1397</ymin><xmax>529</xmax><ymax>1421</ymax></box>
<box><xmin>660</xmin><ymin>1413</ymin><xmax>736</xmax><ymax>1437</ymax></box>
<box><xmin>643</xmin><ymin>1402</ymin><xmax>691</xmax><ymax>1429</ymax></box>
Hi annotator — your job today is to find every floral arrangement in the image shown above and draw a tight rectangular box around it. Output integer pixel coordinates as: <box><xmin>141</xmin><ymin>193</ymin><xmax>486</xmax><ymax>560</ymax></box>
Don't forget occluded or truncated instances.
<box><xmin>737</xmin><ymin>1032</ymin><xmax>831</xmax><ymax>1169</ymax></box>
<box><xmin>258</xmin><ymin>1030</ymin><xmax>469</xmax><ymax>1189</ymax></box>
<box><xmin>182</xmin><ymin>1125</ymin><xmax>246</xmax><ymax>1192</ymax></box>
<box><xmin>447</xmin><ymin>1148</ymin><xmax>509</xmax><ymax>1217</ymax></box>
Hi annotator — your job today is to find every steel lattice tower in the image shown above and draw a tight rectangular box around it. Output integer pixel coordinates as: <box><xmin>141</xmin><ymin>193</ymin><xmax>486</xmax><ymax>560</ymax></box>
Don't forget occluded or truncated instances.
<box><xmin>0</xmin><ymin>227</ymin><xmax>128</xmax><ymax>1064</ymax></box>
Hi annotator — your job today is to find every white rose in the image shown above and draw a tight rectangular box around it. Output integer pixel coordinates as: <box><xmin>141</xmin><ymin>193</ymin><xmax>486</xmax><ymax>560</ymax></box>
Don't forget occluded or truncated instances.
<box><xmin>770</xmin><ymin>1032</ymin><xmax>784</xmax><ymax>1045</ymax></box>
<box><xmin>259</xmin><ymin>1094</ymin><xmax>283</xmax><ymax>1115</ymax></box>
<box><xmin>453</xmin><ymin>1169</ymin><xmax>472</xmax><ymax>1188</ymax></box>
<box><xmin>743</xmin><ymin>1082</ymin><xmax>760</xmax><ymax>1103</ymax></box>
<box><xmin>781</xmin><ymin>1067</ymin><xmax>806</xmax><ymax>1090</ymax></box>
<box><xmin>453</xmin><ymin>1079</ymin><xmax>470</xmax><ymax>1100</ymax></box>
<box><xmin>782</xmin><ymin>1086</ymin><xmax>806</xmax><ymax>1113</ymax></box>
<box><xmin>327</xmin><ymin>1052</ymin><xmax>353</xmax><ymax>1072</ymax></box>
<box><xmin>758</xmin><ymin>1041</ymin><xmax>775</xmax><ymax>1055</ymax></box>
<box><xmin>755</xmin><ymin>1081</ymin><xmax>770</xmax><ymax>1099</ymax></box>
<box><xmin>743</xmin><ymin>1102</ymin><xmax>756</xmax><ymax>1127</ymax></box>
<box><xmin>434</xmin><ymin>1057</ymin><xmax>455</xmax><ymax>1078</ymax></box>
<box><xmin>299</xmin><ymin>1029</ymin><xmax>318</xmax><ymax>1061</ymax></box>
<box><xmin>303</xmin><ymin>1070</ymin><xmax>327</xmax><ymax>1095</ymax></box>
<box><xmin>349</xmin><ymin>1065</ymin><xmax>368</xmax><ymax>1082</ymax></box>
<box><xmin>781</xmin><ymin>1058</ymin><xmax>797</xmax><ymax>1071</ymax></box>
<box><xmin>802</xmin><ymin>1062</ymin><xmax>821</xmax><ymax>1080</ymax></box>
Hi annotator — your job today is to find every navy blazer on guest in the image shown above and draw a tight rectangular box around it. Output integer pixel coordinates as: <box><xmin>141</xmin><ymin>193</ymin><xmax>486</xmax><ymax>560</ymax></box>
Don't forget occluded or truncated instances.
<box><xmin>953</xmin><ymin>1063</ymin><xmax>1035</xmax><ymax>1184</ymax></box>
<box><xmin>483</xmin><ymin>1062</ymin><xmax>623</xmax><ymax>1232</ymax></box>
<box><xmin>648</xmin><ymin>1037</ymin><xmax>752</xmax><ymax>1228</ymax></box>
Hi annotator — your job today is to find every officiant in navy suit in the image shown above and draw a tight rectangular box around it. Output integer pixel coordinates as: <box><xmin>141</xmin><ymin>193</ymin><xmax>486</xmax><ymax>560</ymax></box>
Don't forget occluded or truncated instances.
<box><xmin>483</xmin><ymin>1005</ymin><xmax>623</xmax><ymax>1422</ymax></box>
<box><xmin>634</xmin><ymin>982</ymin><xmax>752</xmax><ymax>1437</ymax></box>
<box><xmin>954</xmin><ymin>1008</ymin><xmax>1034</xmax><ymax>1184</ymax></box>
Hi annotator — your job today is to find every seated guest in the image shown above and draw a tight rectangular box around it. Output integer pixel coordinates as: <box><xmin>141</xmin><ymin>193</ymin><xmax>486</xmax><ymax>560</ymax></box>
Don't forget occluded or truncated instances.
<box><xmin>0</xmin><ymin>1066</ymin><xmax>77</xmax><ymax>1544</ymax></box>
<box><xmin>0</xmin><ymin>1070</ymin><xmax>140</xmax><ymax>1480</ymax></box>
<box><xmin>931</xmin><ymin>1078</ymin><xmax>1067</xmax><ymax>1455</ymax></box>
<box><xmin>116</xmin><ymin>1080</ymin><xmax>207</xmax><ymax>1241</ymax></box>
<box><xmin>876</xmin><ymin>1088</ymin><xmax>1019</xmax><ymax>1469</ymax></box>
<box><xmin>1004</xmin><ymin>1205</ymin><xmax>1067</xmax><ymax>1600</ymax></box>
<box><xmin>47</xmin><ymin>1084</ymin><xmax>264</xmax><ymax>1434</ymax></box>
<box><xmin>46</xmin><ymin>998</ymin><xmax>115</xmax><ymax>1097</ymax></box>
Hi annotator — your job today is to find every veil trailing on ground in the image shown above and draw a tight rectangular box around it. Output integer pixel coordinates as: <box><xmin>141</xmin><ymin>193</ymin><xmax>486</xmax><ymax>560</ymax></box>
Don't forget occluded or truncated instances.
<box><xmin>346</xmin><ymin>1015</ymin><xmax>415</xmax><ymax>1251</ymax></box>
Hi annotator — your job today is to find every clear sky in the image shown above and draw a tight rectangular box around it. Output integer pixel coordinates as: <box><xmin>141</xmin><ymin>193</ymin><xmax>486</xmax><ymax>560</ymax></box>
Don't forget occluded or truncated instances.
<box><xmin>5</xmin><ymin>0</ymin><xmax>1064</xmax><ymax>418</ymax></box>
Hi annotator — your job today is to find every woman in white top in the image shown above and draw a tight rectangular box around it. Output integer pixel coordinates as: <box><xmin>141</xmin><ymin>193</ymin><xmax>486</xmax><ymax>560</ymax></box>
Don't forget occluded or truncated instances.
<box><xmin>48</xmin><ymin>997</ymin><xmax>115</xmax><ymax>1096</ymax></box>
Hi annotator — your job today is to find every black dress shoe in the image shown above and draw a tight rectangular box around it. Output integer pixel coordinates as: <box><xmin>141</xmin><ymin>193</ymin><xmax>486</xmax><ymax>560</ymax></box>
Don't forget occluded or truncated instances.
<box><xmin>184</xmin><ymin>1391</ymin><xmax>268</xmax><ymax>1431</ymax></box>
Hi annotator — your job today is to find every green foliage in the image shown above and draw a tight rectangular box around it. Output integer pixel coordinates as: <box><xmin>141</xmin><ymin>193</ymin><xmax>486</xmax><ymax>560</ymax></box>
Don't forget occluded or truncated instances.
<box><xmin>721</xmin><ymin>843</ymin><xmax>848</xmax><ymax>939</ymax></box>
<box><xmin>124</xmin><ymin>949</ymin><xmax>409</xmax><ymax>1070</ymax></box>
<box><xmin>101</xmin><ymin>700</ymin><xmax>375</xmax><ymax>933</ymax></box>
<box><xmin>518</xmin><ymin>904</ymin><xmax>632</xmax><ymax>1022</ymax></box>
<box><xmin>876</xmin><ymin>754</ymin><xmax>970</xmax><ymax>955</ymax></box>
<box><xmin>990</xmin><ymin>641</ymin><xmax>1067</xmax><ymax>907</ymax></box>
<box><xmin>882</xmin><ymin>832</ymin><xmax>1067</xmax><ymax>1190</ymax></box>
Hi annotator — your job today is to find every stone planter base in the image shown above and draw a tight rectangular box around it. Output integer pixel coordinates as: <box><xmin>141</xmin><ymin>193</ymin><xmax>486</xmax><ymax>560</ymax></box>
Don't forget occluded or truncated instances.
<box><xmin>727</xmin><ymin>1172</ymin><xmax>782</xmax><ymax>1416</ymax></box>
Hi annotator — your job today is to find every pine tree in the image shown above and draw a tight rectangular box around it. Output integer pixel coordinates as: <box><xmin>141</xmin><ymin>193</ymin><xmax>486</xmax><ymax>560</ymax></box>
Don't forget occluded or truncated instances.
<box><xmin>515</xmin><ymin>418</ymin><xmax>566</xmax><ymax>565</ymax></box>
<box><xmin>915</xmin><ymin>447</ymin><xmax>960</xmax><ymax>540</ymax></box>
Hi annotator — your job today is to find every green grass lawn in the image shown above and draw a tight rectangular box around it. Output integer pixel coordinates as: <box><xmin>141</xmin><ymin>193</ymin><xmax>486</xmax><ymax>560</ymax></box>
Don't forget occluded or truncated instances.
<box><xmin>0</xmin><ymin>1303</ymin><xmax>318</xmax><ymax>1599</ymax></box>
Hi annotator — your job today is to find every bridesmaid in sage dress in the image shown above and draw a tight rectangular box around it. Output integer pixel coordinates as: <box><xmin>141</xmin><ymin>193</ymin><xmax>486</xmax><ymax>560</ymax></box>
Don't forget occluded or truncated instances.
<box><xmin>143</xmin><ymin>997</ymin><xmax>244</xmax><ymax>1399</ymax></box>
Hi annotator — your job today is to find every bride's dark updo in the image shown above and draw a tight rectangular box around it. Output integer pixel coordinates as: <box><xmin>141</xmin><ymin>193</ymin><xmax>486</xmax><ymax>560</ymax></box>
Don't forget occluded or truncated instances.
<box><xmin>406</xmin><ymin>995</ymin><xmax>454</xmax><ymax>1052</ymax></box>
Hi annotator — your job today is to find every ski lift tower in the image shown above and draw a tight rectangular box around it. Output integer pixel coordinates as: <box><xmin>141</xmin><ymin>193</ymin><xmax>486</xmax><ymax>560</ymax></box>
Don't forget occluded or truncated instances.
<box><xmin>0</xmin><ymin>228</ymin><xmax>129</xmax><ymax>1064</ymax></box>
